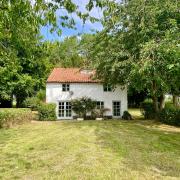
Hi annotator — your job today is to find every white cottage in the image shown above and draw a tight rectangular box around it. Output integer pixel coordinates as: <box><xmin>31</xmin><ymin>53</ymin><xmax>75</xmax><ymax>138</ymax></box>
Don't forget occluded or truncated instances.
<box><xmin>46</xmin><ymin>68</ymin><xmax>127</xmax><ymax>119</ymax></box>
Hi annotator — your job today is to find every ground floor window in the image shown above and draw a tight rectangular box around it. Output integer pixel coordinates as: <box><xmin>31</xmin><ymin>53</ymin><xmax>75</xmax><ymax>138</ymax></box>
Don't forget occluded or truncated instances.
<box><xmin>113</xmin><ymin>101</ymin><xmax>121</xmax><ymax>116</ymax></box>
<box><xmin>96</xmin><ymin>101</ymin><xmax>104</xmax><ymax>109</ymax></box>
<box><xmin>58</xmin><ymin>102</ymin><xmax>72</xmax><ymax>118</ymax></box>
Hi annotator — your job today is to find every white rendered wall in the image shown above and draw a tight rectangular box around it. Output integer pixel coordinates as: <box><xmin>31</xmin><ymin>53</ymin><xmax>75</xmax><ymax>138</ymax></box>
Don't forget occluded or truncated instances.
<box><xmin>46</xmin><ymin>83</ymin><xmax>127</xmax><ymax>119</ymax></box>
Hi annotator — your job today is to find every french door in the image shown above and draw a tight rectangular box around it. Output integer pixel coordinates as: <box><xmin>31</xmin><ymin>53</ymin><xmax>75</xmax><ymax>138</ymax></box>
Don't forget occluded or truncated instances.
<box><xmin>58</xmin><ymin>102</ymin><xmax>72</xmax><ymax>118</ymax></box>
<box><xmin>113</xmin><ymin>101</ymin><xmax>121</xmax><ymax>117</ymax></box>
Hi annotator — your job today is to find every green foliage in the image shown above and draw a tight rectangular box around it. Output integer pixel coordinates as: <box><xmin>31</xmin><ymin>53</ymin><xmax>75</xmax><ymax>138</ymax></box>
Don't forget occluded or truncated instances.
<box><xmin>24</xmin><ymin>97</ymin><xmax>42</xmax><ymax>111</ymax></box>
<box><xmin>92</xmin><ymin>0</ymin><xmax>180</xmax><ymax>112</ymax></box>
<box><xmin>24</xmin><ymin>89</ymin><xmax>46</xmax><ymax>110</ymax></box>
<box><xmin>159</xmin><ymin>107</ymin><xmax>180</xmax><ymax>126</ymax></box>
<box><xmin>0</xmin><ymin>0</ymin><xmax>51</xmax><ymax>107</ymax></box>
<box><xmin>71</xmin><ymin>97</ymin><xmax>96</xmax><ymax>118</ymax></box>
<box><xmin>36</xmin><ymin>90</ymin><xmax>46</xmax><ymax>101</ymax></box>
<box><xmin>140</xmin><ymin>101</ymin><xmax>156</xmax><ymax>119</ymax></box>
<box><xmin>0</xmin><ymin>0</ymin><xmax>99</xmax><ymax>107</ymax></box>
<box><xmin>122</xmin><ymin>111</ymin><xmax>133</xmax><ymax>120</ymax></box>
<box><xmin>78</xmin><ymin>34</ymin><xmax>96</xmax><ymax>67</ymax></box>
<box><xmin>165</xmin><ymin>102</ymin><xmax>176</xmax><ymax>109</ymax></box>
<box><xmin>0</xmin><ymin>108</ymin><xmax>33</xmax><ymax>128</ymax></box>
<box><xmin>44</xmin><ymin>34</ymin><xmax>95</xmax><ymax>68</ymax></box>
<box><xmin>38</xmin><ymin>103</ymin><xmax>56</xmax><ymax>121</ymax></box>
<box><xmin>128</xmin><ymin>86</ymin><xmax>148</xmax><ymax>108</ymax></box>
<box><xmin>93</xmin><ymin>108</ymin><xmax>110</xmax><ymax>118</ymax></box>
<box><xmin>44</xmin><ymin>37</ymin><xmax>83</xmax><ymax>67</ymax></box>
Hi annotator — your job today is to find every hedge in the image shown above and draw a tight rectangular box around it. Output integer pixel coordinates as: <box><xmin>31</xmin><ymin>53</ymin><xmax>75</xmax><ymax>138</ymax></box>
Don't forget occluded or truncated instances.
<box><xmin>140</xmin><ymin>101</ymin><xmax>180</xmax><ymax>126</ymax></box>
<box><xmin>0</xmin><ymin>108</ymin><xmax>33</xmax><ymax>128</ymax></box>
<box><xmin>140</xmin><ymin>101</ymin><xmax>156</xmax><ymax>119</ymax></box>
<box><xmin>158</xmin><ymin>107</ymin><xmax>180</xmax><ymax>126</ymax></box>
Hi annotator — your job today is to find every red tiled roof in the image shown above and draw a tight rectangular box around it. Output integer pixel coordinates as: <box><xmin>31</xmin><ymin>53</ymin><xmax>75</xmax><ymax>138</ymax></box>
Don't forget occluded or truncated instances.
<box><xmin>47</xmin><ymin>68</ymin><xmax>100</xmax><ymax>83</ymax></box>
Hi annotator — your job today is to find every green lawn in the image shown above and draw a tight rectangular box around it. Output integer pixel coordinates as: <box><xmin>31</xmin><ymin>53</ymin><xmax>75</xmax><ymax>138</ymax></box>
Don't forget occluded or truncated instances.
<box><xmin>0</xmin><ymin>113</ymin><xmax>180</xmax><ymax>179</ymax></box>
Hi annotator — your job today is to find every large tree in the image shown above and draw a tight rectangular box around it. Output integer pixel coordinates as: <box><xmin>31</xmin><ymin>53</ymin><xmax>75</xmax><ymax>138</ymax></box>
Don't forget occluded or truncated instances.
<box><xmin>44</xmin><ymin>34</ymin><xmax>96</xmax><ymax>68</ymax></box>
<box><xmin>0</xmin><ymin>0</ymin><xmax>79</xmax><ymax>107</ymax></box>
<box><xmin>45</xmin><ymin>37</ymin><xmax>84</xmax><ymax>68</ymax></box>
<box><xmin>91</xmin><ymin>0</ymin><xmax>180</xmax><ymax>112</ymax></box>
<box><xmin>0</xmin><ymin>0</ymin><xmax>98</xmax><ymax>107</ymax></box>
<box><xmin>0</xmin><ymin>0</ymin><xmax>46</xmax><ymax>107</ymax></box>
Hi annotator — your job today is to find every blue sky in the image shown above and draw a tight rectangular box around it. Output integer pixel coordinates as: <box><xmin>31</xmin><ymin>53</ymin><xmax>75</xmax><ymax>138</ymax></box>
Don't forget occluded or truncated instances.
<box><xmin>40</xmin><ymin>0</ymin><xmax>103</xmax><ymax>41</ymax></box>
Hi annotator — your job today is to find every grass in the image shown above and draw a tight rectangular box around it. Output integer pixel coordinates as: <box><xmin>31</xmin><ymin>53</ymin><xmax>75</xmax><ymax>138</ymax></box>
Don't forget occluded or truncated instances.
<box><xmin>0</xmin><ymin>109</ymin><xmax>180</xmax><ymax>179</ymax></box>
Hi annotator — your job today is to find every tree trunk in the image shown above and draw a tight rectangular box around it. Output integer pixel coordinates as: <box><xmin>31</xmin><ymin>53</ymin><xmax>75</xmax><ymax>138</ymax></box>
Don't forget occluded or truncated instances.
<box><xmin>16</xmin><ymin>96</ymin><xmax>24</xmax><ymax>108</ymax></box>
<box><xmin>152</xmin><ymin>96</ymin><xmax>159</xmax><ymax>113</ymax></box>
<box><xmin>152</xmin><ymin>81</ymin><xmax>159</xmax><ymax>113</ymax></box>
<box><xmin>159</xmin><ymin>94</ymin><xmax>165</xmax><ymax>111</ymax></box>
<box><xmin>173</xmin><ymin>95</ymin><xmax>179</xmax><ymax>107</ymax></box>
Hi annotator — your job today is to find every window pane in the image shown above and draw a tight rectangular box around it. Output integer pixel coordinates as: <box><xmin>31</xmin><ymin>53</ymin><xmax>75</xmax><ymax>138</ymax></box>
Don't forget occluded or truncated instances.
<box><xmin>101</xmin><ymin>102</ymin><xmax>104</xmax><ymax>109</ymax></box>
<box><xmin>62</xmin><ymin>84</ymin><xmax>70</xmax><ymax>91</ymax></box>
<box><xmin>67</xmin><ymin>84</ymin><xmax>70</xmax><ymax>91</ymax></box>
<box><xmin>96</xmin><ymin>101</ymin><xmax>104</xmax><ymax>109</ymax></box>
<box><xmin>104</xmin><ymin>85</ymin><xmax>112</xmax><ymax>92</ymax></box>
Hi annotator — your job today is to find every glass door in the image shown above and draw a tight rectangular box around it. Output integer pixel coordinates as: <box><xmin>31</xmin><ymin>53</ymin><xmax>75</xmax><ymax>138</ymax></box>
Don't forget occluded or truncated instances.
<box><xmin>113</xmin><ymin>101</ymin><xmax>121</xmax><ymax>117</ymax></box>
<box><xmin>58</xmin><ymin>102</ymin><xmax>72</xmax><ymax>118</ymax></box>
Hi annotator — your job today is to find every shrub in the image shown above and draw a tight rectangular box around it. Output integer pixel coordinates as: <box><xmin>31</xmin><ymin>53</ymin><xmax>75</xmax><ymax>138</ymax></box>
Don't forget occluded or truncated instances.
<box><xmin>24</xmin><ymin>90</ymin><xmax>46</xmax><ymax>110</ymax></box>
<box><xmin>36</xmin><ymin>90</ymin><xmax>46</xmax><ymax>101</ymax></box>
<box><xmin>140</xmin><ymin>101</ymin><xmax>156</xmax><ymax>119</ymax></box>
<box><xmin>158</xmin><ymin>107</ymin><xmax>180</xmax><ymax>126</ymax></box>
<box><xmin>0</xmin><ymin>108</ymin><xmax>33</xmax><ymax>128</ymax></box>
<box><xmin>122</xmin><ymin>111</ymin><xmax>133</xmax><ymax>120</ymax></box>
<box><xmin>165</xmin><ymin>102</ymin><xmax>175</xmax><ymax>109</ymax></box>
<box><xmin>25</xmin><ymin>97</ymin><xmax>42</xmax><ymax>111</ymax></box>
<box><xmin>71</xmin><ymin>97</ymin><xmax>96</xmax><ymax>118</ymax></box>
<box><xmin>38</xmin><ymin>103</ymin><xmax>56</xmax><ymax>121</ymax></box>
<box><xmin>93</xmin><ymin>108</ymin><xmax>110</xmax><ymax>118</ymax></box>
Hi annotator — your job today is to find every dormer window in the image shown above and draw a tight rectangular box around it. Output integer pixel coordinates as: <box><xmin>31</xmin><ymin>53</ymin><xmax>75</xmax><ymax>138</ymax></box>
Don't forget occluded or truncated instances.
<box><xmin>103</xmin><ymin>84</ymin><xmax>112</xmax><ymax>92</ymax></box>
<box><xmin>62</xmin><ymin>84</ymin><xmax>70</xmax><ymax>91</ymax></box>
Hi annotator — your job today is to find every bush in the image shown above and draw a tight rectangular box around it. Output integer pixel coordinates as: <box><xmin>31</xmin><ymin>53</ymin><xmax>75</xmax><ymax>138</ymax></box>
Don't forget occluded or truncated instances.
<box><xmin>25</xmin><ymin>97</ymin><xmax>42</xmax><ymax>111</ymax></box>
<box><xmin>71</xmin><ymin>97</ymin><xmax>96</xmax><ymax>118</ymax></box>
<box><xmin>165</xmin><ymin>102</ymin><xmax>175</xmax><ymax>109</ymax></box>
<box><xmin>0</xmin><ymin>108</ymin><xmax>33</xmax><ymax>128</ymax></box>
<box><xmin>38</xmin><ymin>103</ymin><xmax>56</xmax><ymax>121</ymax></box>
<box><xmin>36</xmin><ymin>90</ymin><xmax>46</xmax><ymax>101</ymax></box>
<box><xmin>24</xmin><ymin>90</ymin><xmax>46</xmax><ymax>110</ymax></box>
<box><xmin>158</xmin><ymin>107</ymin><xmax>180</xmax><ymax>126</ymax></box>
<box><xmin>122</xmin><ymin>111</ymin><xmax>133</xmax><ymax>120</ymax></box>
<box><xmin>93</xmin><ymin>108</ymin><xmax>110</xmax><ymax>118</ymax></box>
<box><xmin>140</xmin><ymin>101</ymin><xmax>156</xmax><ymax>119</ymax></box>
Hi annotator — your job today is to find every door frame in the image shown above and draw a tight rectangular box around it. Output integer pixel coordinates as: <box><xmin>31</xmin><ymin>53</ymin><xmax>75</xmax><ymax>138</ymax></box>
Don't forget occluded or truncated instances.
<box><xmin>57</xmin><ymin>101</ymin><xmax>72</xmax><ymax>120</ymax></box>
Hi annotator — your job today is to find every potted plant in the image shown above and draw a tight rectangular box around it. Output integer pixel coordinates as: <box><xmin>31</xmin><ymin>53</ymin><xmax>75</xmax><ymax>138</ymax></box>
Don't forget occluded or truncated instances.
<box><xmin>95</xmin><ymin>108</ymin><xmax>110</xmax><ymax>120</ymax></box>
